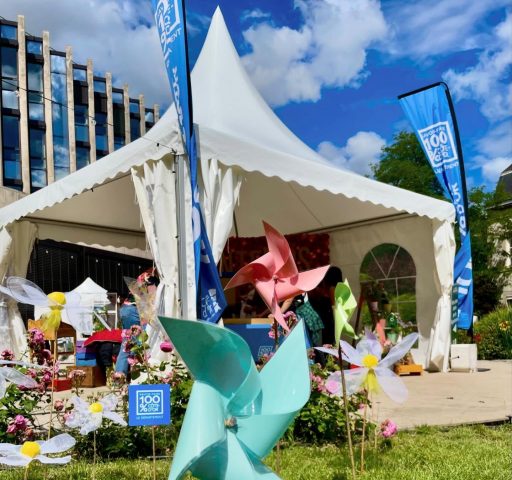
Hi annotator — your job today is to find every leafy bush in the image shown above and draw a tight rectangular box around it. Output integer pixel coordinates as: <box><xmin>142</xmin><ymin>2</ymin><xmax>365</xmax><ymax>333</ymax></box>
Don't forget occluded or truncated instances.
<box><xmin>287</xmin><ymin>359</ymin><xmax>369</xmax><ymax>444</ymax></box>
<box><xmin>473</xmin><ymin>307</ymin><xmax>512</xmax><ymax>359</ymax></box>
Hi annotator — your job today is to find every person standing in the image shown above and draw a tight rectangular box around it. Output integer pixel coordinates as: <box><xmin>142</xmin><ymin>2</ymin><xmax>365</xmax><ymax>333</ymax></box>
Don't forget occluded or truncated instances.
<box><xmin>114</xmin><ymin>294</ymin><xmax>140</xmax><ymax>376</ymax></box>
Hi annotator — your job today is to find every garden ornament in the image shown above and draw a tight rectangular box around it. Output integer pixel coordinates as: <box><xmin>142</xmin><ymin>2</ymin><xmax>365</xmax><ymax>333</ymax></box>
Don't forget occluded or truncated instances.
<box><xmin>333</xmin><ymin>279</ymin><xmax>358</xmax><ymax>345</ymax></box>
<box><xmin>159</xmin><ymin>316</ymin><xmax>311</xmax><ymax>480</ymax></box>
<box><xmin>0</xmin><ymin>433</ymin><xmax>75</xmax><ymax>467</ymax></box>
<box><xmin>318</xmin><ymin>330</ymin><xmax>419</xmax><ymax>403</ymax></box>
<box><xmin>225</xmin><ymin>221</ymin><xmax>329</xmax><ymax>332</ymax></box>
<box><xmin>0</xmin><ymin>277</ymin><xmax>91</xmax><ymax>335</ymax></box>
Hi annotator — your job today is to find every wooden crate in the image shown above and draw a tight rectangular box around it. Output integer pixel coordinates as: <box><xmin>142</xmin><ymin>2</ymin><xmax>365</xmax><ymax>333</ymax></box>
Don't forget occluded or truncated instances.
<box><xmin>66</xmin><ymin>366</ymin><xmax>106</xmax><ymax>388</ymax></box>
<box><xmin>394</xmin><ymin>364</ymin><xmax>423</xmax><ymax>376</ymax></box>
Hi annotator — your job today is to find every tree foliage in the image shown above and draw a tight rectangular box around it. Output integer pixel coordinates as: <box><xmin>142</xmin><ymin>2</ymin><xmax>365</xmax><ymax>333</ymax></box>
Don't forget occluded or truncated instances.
<box><xmin>371</xmin><ymin>131</ymin><xmax>445</xmax><ymax>199</ymax></box>
<box><xmin>372</xmin><ymin>130</ymin><xmax>512</xmax><ymax>316</ymax></box>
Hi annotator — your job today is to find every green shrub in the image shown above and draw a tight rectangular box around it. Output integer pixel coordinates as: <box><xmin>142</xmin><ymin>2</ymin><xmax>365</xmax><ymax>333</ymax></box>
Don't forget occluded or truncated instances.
<box><xmin>473</xmin><ymin>307</ymin><xmax>512</xmax><ymax>359</ymax></box>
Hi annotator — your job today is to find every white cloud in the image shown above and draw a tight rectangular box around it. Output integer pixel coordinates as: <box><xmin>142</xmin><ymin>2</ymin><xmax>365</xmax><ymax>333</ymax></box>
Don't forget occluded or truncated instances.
<box><xmin>0</xmin><ymin>0</ymin><xmax>171</xmax><ymax>107</ymax></box>
<box><xmin>443</xmin><ymin>12</ymin><xmax>512</xmax><ymax>122</ymax></box>
<box><xmin>241</xmin><ymin>0</ymin><xmax>387</xmax><ymax>106</ymax></box>
<box><xmin>382</xmin><ymin>0</ymin><xmax>510</xmax><ymax>59</ymax></box>
<box><xmin>473</xmin><ymin>156</ymin><xmax>512</xmax><ymax>184</ymax></box>
<box><xmin>317</xmin><ymin>131</ymin><xmax>386</xmax><ymax>176</ymax></box>
<box><xmin>241</xmin><ymin>9</ymin><xmax>271</xmax><ymax>23</ymax></box>
<box><xmin>477</xmin><ymin>121</ymin><xmax>512</xmax><ymax>159</ymax></box>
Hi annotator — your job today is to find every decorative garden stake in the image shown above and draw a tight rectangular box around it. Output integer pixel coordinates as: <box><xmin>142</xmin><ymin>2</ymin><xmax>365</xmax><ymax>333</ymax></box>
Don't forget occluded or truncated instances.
<box><xmin>66</xmin><ymin>394</ymin><xmax>126</xmax><ymax>478</ymax></box>
<box><xmin>0</xmin><ymin>433</ymin><xmax>75</xmax><ymax>480</ymax></box>
<box><xmin>0</xmin><ymin>277</ymin><xmax>92</xmax><ymax>439</ymax></box>
<box><xmin>225</xmin><ymin>221</ymin><xmax>329</xmax><ymax>332</ymax></box>
<box><xmin>319</xmin><ymin>330</ymin><xmax>419</xmax><ymax>473</ymax></box>
<box><xmin>159</xmin><ymin>316</ymin><xmax>311</xmax><ymax>479</ymax></box>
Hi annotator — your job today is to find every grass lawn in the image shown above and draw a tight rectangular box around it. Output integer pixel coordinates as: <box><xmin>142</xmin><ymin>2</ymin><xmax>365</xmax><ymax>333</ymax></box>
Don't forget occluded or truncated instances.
<box><xmin>0</xmin><ymin>425</ymin><xmax>510</xmax><ymax>479</ymax></box>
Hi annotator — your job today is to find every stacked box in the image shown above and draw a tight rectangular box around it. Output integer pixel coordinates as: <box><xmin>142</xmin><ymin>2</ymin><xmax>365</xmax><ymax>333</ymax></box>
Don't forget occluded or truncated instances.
<box><xmin>75</xmin><ymin>340</ymin><xmax>97</xmax><ymax>366</ymax></box>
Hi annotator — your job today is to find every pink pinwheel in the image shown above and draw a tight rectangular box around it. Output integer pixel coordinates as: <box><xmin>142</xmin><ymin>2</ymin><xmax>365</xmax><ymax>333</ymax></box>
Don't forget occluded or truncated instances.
<box><xmin>225</xmin><ymin>222</ymin><xmax>329</xmax><ymax>331</ymax></box>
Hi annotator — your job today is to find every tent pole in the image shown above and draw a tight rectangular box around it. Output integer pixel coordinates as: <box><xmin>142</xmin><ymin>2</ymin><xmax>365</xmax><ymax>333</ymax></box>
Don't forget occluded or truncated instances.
<box><xmin>176</xmin><ymin>155</ymin><xmax>189</xmax><ymax>318</ymax></box>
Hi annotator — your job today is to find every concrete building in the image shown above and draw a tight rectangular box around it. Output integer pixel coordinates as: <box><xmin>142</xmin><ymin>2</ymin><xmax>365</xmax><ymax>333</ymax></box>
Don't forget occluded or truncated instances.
<box><xmin>0</xmin><ymin>15</ymin><xmax>158</xmax><ymax>300</ymax></box>
<box><xmin>496</xmin><ymin>164</ymin><xmax>512</xmax><ymax>307</ymax></box>
<box><xmin>0</xmin><ymin>15</ymin><xmax>159</xmax><ymax>197</ymax></box>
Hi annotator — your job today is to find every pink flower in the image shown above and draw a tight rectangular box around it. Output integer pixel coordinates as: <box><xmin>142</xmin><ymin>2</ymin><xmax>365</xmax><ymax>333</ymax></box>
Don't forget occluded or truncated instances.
<box><xmin>6</xmin><ymin>424</ymin><xmax>16</xmax><ymax>434</ymax></box>
<box><xmin>121</xmin><ymin>329</ymin><xmax>132</xmax><ymax>340</ymax></box>
<box><xmin>14</xmin><ymin>415</ymin><xmax>28</xmax><ymax>429</ymax></box>
<box><xmin>28</xmin><ymin>328</ymin><xmax>45</xmax><ymax>345</ymax></box>
<box><xmin>1</xmin><ymin>349</ymin><xmax>14</xmax><ymax>361</ymax></box>
<box><xmin>326</xmin><ymin>379</ymin><xmax>341</xmax><ymax>395</ymax></box>
<box><xmin>54</xmin><ymin>399</ymin><xmax>65</xmax><ymax>412</ymax></box>
<box><xmin>380</xmin><ymin>419</ymin><xmax>398</xmax><ymax>438</ymax></box>
<box><xmin>127</xmin><ymin>357</ymin><xmax>138</xmax><ymax>366</ymax></box>
<box><xmin>63</xmin><ymin>412</ymin><xmax>72</xmax><ymax>422</ymax></box>
<box><xmin>160</xmin><ymin>341</ymin><xmax>173</xmax><ymax>353</ymax></box>
<box><xmin>130</xmin><ymin>325</ymin><xmax>143</xmax><ymax>337</ymax></box>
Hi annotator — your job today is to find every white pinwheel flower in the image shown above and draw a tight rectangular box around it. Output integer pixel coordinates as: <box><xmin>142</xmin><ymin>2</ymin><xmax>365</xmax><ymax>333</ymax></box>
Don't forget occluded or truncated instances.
<box><xmin>0</xmin><ymin>433</ymin><xmax>75</xmax><ymax>467</ymax></box>
<box><xmin>318</xmin><ymin>331</ymin><xmax>419</xmax><ymax>403</ymax></box>
<box><xmin>65</xmin><ymin>394</ymin><xmax>126</xmax><ymax>435</ymax></box>
<box><xmin>0</xmin><ymin>361</ymin><xmax>39</xmax><ymax>398</ymax></box>
<box><xmin>0</xmin><ymin>277</ymin><xmax>92</xmax><ymax>334</ymax></box>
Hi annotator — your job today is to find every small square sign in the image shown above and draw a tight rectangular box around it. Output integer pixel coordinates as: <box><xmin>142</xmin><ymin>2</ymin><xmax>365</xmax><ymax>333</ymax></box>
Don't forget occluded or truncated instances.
<box><xmin>128</xmin><ymin>384</ymin><xmax>171</xmax><ymax>427</ymax></box>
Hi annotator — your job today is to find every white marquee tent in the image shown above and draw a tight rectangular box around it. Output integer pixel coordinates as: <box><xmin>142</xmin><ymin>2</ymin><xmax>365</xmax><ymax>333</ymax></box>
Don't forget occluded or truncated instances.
<box><xmin>0</xmin><ymin>8</ymin><xmax>455</xmax><ymax>370</ymax></box>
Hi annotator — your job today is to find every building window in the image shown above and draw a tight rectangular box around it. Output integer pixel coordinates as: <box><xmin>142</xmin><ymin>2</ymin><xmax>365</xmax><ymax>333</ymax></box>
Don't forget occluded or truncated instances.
<box><xmin>93</xmin><ymin>80</ymin><xmax>106</xmax><ymax>94</ymax></box>
<box><xmin>145</xmin><ymin>108</ymin><xmax>154</xmax><ymax>131</ymax></box>
<box><xmin>73</xmin><ymin>68</ymin><xmax>86</xmax><ymax>82</ymax></box>
<box><xmin>74</xmin><ymin>104</ymin><xmax>89</xmax><ymax>143</ymax></box>
<box><xmin>29</xmin><ymin>128</ymin><xmax>47</xmax><ymax>190</ymax></box>
<box><xmin>130</xmin><ymin>100</ymin><xmax>140</xmax><ymax>140</ymax></box>
<box><xmin>51</xmin><ymin>54</ymin><xmax>69</xmax><ymax>180</ymax></box>
<box><xmin>113</xmin><ymin>91</ymin><xmax>124</xmax><ymax>150</ymax></box>
<box><xmin>2</xmin><ymin>114</ymin><xmax>21</xmax><ymax>188</ymax></box>
<box><xmin>26</xmin><ymin>40</ymin><xmax>42</xmax><ymax>55</ymax></box>
<box><xmin>1</xmin><ymin>46</ymin><xmax>18</xmax><ymax>110</ymax></box>
<box><xmin>27</xmin><ymin>62</ymin><xmax>44</xmax><ymax>121</ymax></box>
<box><xmin>130</xmin><ymin>116</ymin><xmax>140</xmax><ymax>140</ymax></box>
<box><xmin>76</xmin><ymin>146</ymin><xmax>89</xmax><ymax>170</ymax></box>
<box><xmin>95</xmin><ymin>111</ymin><xmax>108</xmax><ymax>157</ymax></box>
<box><xmin>0</xmin><ymin>25</ymin><xmax>17</xmax><ymax>41</ymax></box>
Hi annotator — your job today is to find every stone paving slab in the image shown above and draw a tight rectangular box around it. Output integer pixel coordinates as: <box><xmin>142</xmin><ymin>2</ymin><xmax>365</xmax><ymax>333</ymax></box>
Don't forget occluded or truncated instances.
<box><xmin>373</xmin><ymin>360</ymin><xmax>512</xmax><ymax>429</ymax></box>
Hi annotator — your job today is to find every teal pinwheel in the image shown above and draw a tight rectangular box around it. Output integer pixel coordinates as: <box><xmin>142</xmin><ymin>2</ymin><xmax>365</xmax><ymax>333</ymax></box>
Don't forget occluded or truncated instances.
<box><xmin>334</xmin><ymin>279</ymin><xmax>358</xmax><ymax>345</ymax></box>
<box><xmin>159</xmin><ymin>316</ymin><xmax>310</xmax><ymax>480</ymax></box>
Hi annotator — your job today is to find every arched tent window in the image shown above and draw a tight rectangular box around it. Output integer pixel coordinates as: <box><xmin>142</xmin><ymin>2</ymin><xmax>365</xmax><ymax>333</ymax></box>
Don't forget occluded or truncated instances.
<box><xmin>360</xmin><ymin>244</ymin><xmax>416</xmax><ymax>327</ymax></box>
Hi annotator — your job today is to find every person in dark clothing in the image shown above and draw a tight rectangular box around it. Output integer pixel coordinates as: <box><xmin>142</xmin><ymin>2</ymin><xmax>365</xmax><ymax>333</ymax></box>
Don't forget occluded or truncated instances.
<box><xmin>309</xmin><ymin>266</ymin><xmax>343</xmax><ymax>346</ymax></box>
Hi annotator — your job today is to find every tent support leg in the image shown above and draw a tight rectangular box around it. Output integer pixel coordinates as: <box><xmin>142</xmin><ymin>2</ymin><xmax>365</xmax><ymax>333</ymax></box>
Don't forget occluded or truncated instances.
<box><xmin>176</xmin><ymin>155</ymin><xmax>189</xmax><ymax>319</ymax></box>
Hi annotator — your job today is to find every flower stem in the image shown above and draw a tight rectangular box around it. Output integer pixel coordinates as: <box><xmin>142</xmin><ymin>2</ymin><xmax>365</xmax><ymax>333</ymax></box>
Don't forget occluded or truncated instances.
<box><xmin>93</xmin><ymin>429</ymin><xmax>97</xmax><ymax>480</ymax></box>
<box><xmin>338</xmin><ymin>343</ymin><xmax>356</xmax><ymax>480</ymax></box>
<box><xmin>48</xmin><ymin>336</ymin><xmax>58</xmax><ymax>440</ymax></box>
<box><xmin>360</xmin><ymin>391</ymin><xmax>368</xmax><ymax>473</ymax></box>
<box><xmin>272</xmin><ymin>318</ymin><xmax>281</xmax><ymax>475</ymax></box>
<box><xmin>23</xmin><ymin>464</ymin><xmax>29</xmax><ymax>480</ymax></box>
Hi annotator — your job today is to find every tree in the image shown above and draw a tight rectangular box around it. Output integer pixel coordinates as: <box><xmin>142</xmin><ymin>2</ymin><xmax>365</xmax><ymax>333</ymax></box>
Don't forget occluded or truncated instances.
<box><xmin>372</xmin><ymin>130</ymin><xmax>512</xmax><ymax>316</ymax></box>
<box><xmin>371</xmin><ymin>131</ymin><xmax>445</xmax><ymax>199</ymax></box>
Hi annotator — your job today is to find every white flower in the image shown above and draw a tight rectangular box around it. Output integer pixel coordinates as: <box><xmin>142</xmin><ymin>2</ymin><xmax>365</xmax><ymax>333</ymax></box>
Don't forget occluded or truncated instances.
<box><xmin>0</xmin><ymin>364</ymin><xmax>38</xmax><ymax>398</ymax></box>
<box><xmin>317</xmin><ymin>331</ymin><xmax>419</xmax><ymax>403</ymax></box>
<box><xmin>65</xmin><ymin>394</ymin><xmax>126</xmax><ymax>435</ymax></box>
<box><xmin>0</xmin><ymin>433</ymin><xmax>75</xmax><ymax>467</ymax></box>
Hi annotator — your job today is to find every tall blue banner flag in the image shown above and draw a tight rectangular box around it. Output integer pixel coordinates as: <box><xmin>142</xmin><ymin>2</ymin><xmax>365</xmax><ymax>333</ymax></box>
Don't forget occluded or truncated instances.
<box><xmin>399</xmin><ymin>83</ymin><xmax>473</xmax><ymax>329</ymax></box>
<box><xmin>152</xmin><ymin>0</ymin><xmax>226</xmax><ymax>322</ymax></box>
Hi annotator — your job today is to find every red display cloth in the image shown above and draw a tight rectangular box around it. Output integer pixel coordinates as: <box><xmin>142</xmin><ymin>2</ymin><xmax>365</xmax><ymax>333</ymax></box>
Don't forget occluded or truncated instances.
<box><xmin>83</xmin><ymin>329</ymin><xmax>123</xmax><ymax>347</ymax></box>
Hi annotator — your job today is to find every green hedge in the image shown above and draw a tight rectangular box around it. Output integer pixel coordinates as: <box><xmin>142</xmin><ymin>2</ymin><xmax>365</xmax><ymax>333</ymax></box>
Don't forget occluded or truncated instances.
<box><xmin>473</xmin><ymin>307</ymin><xmax>512</xmax><ymax>359</ymax></box>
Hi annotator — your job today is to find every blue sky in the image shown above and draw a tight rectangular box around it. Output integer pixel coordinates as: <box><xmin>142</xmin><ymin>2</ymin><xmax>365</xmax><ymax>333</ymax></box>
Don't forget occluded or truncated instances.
<box><xmin>2</xmin><ymin>0</ymin><xmax>510</xmax><ymax>191</ymax></box>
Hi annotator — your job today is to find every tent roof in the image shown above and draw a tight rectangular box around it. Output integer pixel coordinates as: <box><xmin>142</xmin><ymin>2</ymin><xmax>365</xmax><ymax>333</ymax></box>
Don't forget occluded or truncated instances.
<box><xmin>0</xmin><ymin>7</ymin><xmax>454</xmax><ymax>241</ymax></box>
